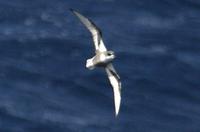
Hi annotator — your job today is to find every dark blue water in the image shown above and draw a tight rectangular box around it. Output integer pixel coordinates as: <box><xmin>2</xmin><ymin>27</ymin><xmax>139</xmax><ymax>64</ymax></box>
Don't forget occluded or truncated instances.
<box><xmin>0</xmin><ymin>0</ymin><xmax>200</xmax><ymax>131</ymax></box>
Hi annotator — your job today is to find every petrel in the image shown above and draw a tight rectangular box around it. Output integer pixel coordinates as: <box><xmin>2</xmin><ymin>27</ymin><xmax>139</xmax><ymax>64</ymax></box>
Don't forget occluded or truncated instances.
<box><xmin>70</xmin><ymin>9</ymin><xmax>122</xmax><ymax>116</ymax></box>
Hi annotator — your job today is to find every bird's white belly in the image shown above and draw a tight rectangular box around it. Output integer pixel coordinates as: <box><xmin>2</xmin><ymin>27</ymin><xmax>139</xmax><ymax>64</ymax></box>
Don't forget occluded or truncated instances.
<box><xmin>86</xmin><ymin>54</ymin><xmax>114</xmax><ymax>69</ymax></box>
<box><xmin>100</xmin><ymin>54</ymin><xmax>106</xmax><ymax>62</ymax></box>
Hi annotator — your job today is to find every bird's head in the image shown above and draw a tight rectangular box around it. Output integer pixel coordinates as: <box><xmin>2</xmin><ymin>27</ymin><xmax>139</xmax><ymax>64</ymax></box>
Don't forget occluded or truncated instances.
<box><xmin>106</xmin><ymin>51</ymin><xmax>115</xmax><ymax>60</ymax></box>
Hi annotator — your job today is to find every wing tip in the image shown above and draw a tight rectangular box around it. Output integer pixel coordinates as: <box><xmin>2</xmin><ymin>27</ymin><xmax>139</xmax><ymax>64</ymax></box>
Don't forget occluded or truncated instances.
<box><xmin>115</xmin><ymin>111</ymin><xmax>119</xmax><ymax>117</ymax></box>
<box><xmin>114</xmin><ymin>92</ymin><xmax>121</xmax><ymax>117</ymax></box>
<box><xmin>69</xmin><ymin>8</ymin><xmax>73</xmax><ymax>11</ymax></box>
<box><xmin>115</xmin><ymin>101</ymin><xmax>121</xmax><ymax>117</ymax></box>
<box><xmin>69</xmin><ymin>8</ymin><xmax>75</xmax><ymax>13</ymax></box>
<box><xmin>69</xmin><ymin>8</ymin><xmax>79</xmax><ymax>15</ymax></box>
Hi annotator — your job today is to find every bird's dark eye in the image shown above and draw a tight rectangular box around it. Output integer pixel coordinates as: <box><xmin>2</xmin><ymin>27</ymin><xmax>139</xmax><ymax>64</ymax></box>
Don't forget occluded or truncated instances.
<box><xmin>107</xmin><ymin>53</ymin><xmax>112</xmax><ymax>56</ymax></box>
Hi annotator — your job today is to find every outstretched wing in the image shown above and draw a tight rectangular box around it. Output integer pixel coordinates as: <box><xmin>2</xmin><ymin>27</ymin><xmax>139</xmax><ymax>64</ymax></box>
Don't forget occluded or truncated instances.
<box><xmin>105</xmin><ymin>63</ymin><xmax>121</xmax><ymax>116</ymax></box>
<box><xmin>70</xmin><ymin>9</ymin><xmax>107</xmax><ymax>52</ymax></box>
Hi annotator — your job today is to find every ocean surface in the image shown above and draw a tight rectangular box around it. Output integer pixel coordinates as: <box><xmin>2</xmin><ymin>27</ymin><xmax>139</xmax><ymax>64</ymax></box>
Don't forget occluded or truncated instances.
<box><xmin>0</xmin><ymin>0</ymin><xmax>200</xmax><ymax>131</ymax></box>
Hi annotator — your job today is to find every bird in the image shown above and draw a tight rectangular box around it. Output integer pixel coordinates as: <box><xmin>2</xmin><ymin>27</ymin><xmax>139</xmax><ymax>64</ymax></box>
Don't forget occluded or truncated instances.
<box><xmin>70</xmin><ymin>9</ymin><xmax>122</xmax><ymax>116</ymax></box>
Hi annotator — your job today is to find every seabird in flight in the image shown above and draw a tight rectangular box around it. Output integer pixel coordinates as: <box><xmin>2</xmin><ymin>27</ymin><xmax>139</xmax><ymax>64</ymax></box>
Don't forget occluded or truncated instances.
<box><xmin>70</xmin><ymin>9</ymin><xmax>122</xmax><ymax>116</ymax></box>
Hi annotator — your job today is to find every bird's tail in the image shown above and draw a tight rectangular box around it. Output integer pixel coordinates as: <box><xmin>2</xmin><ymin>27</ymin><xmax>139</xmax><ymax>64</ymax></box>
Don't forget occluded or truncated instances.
<box><xmin>86</xmin><ymin>58</ymin><xmax>95</xmax><ymax>70</ymax></box>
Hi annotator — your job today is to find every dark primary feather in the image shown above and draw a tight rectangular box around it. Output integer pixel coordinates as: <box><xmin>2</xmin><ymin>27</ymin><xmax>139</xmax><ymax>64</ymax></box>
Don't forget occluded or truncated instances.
<box><xmin>70</xmin><ymin>9</ymin><xmax>103</xmax><ymax>50</ymax></box>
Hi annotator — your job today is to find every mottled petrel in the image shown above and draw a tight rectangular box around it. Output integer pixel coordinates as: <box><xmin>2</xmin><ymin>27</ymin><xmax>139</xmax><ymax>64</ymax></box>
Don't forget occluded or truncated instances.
<box><xmin>70</xmin><ymin>9</ymin><xmax>122</xmax><ymax>116</ymax></box>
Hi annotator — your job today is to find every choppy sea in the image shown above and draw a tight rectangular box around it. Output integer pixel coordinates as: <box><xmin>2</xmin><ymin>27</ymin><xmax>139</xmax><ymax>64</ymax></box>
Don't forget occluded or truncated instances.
<box><xmin>0</xmin><ymin>0</ymin><xmax>200</xmax><ymax>131</ymax></box>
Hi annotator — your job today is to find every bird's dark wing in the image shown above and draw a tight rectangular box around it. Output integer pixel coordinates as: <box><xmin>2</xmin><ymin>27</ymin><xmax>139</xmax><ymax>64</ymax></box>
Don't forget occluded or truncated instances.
<box><xmin>70</xmin><ymin>9</ymin><xmax>107</xmax><ymax>52</ymax></box>
<box><xmin>105</xmin><ymin>63</ymin><xmax>121</xmax><ymax>116</ymax></box>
